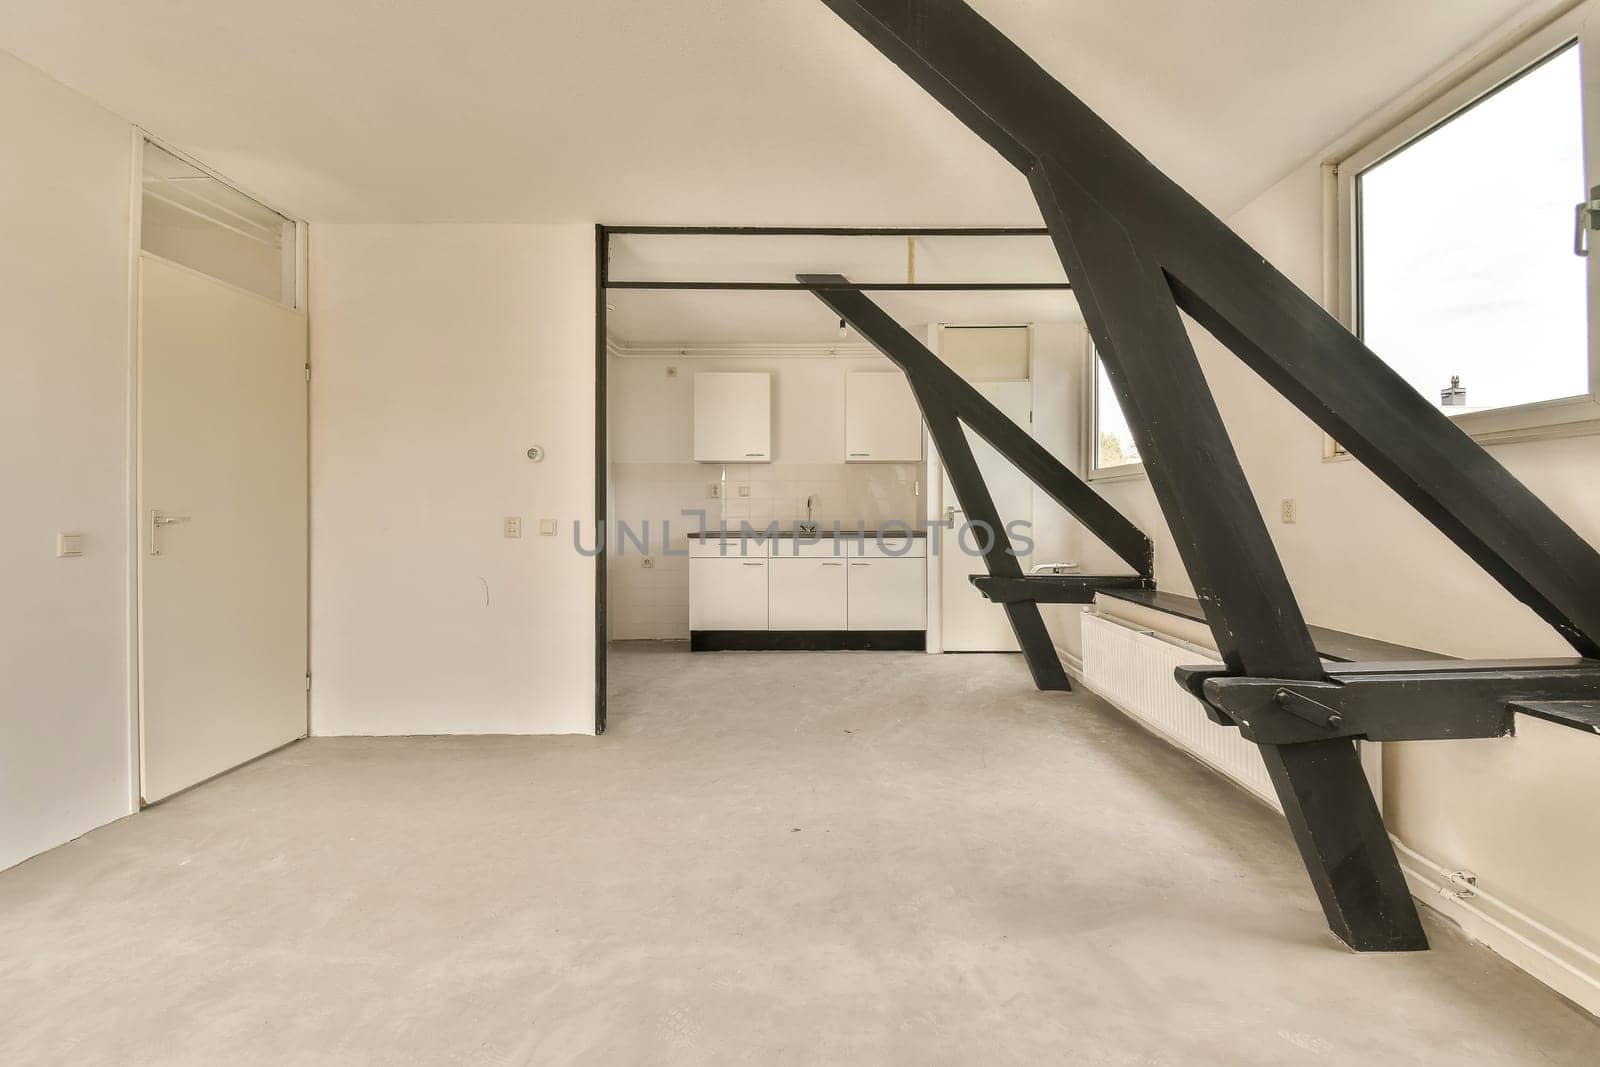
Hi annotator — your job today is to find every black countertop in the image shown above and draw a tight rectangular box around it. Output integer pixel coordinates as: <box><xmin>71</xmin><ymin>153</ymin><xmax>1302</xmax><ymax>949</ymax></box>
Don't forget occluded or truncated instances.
<box><xmin>688</xmin><ymin>528</ymin><xmax>928</xmax><ymax>539</ymax></box>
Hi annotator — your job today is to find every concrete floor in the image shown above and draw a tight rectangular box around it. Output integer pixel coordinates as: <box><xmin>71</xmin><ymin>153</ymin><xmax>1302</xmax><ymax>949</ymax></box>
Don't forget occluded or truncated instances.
<box><xmin>1</xmin><ymin>645</ymin><xmax>1595</xmax><ymax>1064</ymax></box>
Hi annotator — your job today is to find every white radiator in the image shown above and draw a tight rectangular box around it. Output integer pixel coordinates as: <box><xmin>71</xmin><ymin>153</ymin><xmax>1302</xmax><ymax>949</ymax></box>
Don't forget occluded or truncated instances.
<box><xmin>1080</xmin><ymin>610</ymin><xmax>1280</xmax><ymax>811</ymax></box>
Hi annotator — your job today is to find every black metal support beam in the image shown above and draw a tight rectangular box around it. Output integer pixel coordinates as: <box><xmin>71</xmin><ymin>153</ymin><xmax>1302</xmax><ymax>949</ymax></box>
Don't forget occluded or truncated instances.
<box><xmin>801</xmin><ymin>275</ymin><xmax>1153</xmax><ymax>577</ymax></box>
<box><xmin>1261</xmin><ymin>741</ymin><xmax>1427</xmax><ymax>952</ymax></box>
<box><xmin>1180</xmin><ymin>658</ymin><xmax>1600</xmax><ymax>745</ymax></box>
<box><xmin>971</xmin><ymin>574</ymin><xmax>1154</xmax><ymax>605</ymax></box>
<box><xmin>817</xmin><ymin>0</ymin><xmax>1600</xmax><ymax>661</ymax></box>
<box><xmin>922</xmin><ymin>403</ymin><xmax>1070</xmax><ymax>691</ymax></box>
<box><xmin>799</xmin><ymin>276</ymin><xmax>1151</xmax><ymax>691</ymax></box>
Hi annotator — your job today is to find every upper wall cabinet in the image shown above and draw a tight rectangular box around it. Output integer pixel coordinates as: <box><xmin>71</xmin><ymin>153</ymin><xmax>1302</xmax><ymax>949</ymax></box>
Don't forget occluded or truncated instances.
<box><xmin>845</xmin><ymin>372</ymin><xmax>923</xmax><ymax>463</ymax></box>
<box><xmin>694</xmin><ymin>372</ymin><xmax>772</xmax><ymax>463</ymax></box>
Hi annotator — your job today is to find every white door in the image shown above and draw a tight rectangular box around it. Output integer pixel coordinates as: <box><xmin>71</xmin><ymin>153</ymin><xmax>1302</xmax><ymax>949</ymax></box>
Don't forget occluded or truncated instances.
<box><xmin>138</xmin><ymin>255</ymin><xmax>308</xmax><ymax>803</ymax></box>
<box><xmin>940</xmin><ymin>381</ymin><xmax>1033</xmax><ymax>651</ymax></box>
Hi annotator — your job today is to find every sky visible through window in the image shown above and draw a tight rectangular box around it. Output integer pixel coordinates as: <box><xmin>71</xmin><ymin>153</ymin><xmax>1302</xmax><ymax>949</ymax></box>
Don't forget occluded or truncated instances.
<box><xmin>1095</xmin><ymin>355</ymin><xmax>1140</xmax><ymax>469</ymax></box>
<box><xmin>1360</xmin><ymin>44</ymin><xmax>1588</xmax><ymax>415</ymax></box>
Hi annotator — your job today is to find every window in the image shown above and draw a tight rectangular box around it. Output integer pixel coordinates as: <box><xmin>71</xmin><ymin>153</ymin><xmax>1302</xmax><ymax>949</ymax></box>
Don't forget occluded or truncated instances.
<box><xmin>1089</xmin><ymin>348</ymin><xmax>1142</xmax><ymax>477</ymax></box>
<box><xmin>140</xmin><ymin>141</ymin><xmax>300</xmax><ymax>307</ymax></box>
<box><xmin>1339</xmin><ymin>15</ymin><xmax>1600</xmax><ymax>443</ymax></box>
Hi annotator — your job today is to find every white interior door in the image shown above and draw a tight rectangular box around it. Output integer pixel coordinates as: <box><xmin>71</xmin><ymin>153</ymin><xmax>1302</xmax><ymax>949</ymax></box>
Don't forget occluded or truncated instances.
<box><xmin>940</xmin><ymin>380</ymin><xmax>1033</xmax><ymax>651</ymax></box>
<box><xmin>138</xmin><ymin>255</ymin><xmax>308</xmax><ymax>803</ymax></box>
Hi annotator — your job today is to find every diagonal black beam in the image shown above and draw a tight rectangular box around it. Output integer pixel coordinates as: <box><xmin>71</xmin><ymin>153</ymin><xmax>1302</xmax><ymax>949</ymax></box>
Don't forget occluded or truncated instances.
<box><xmin>818</xmin><ymin>0</ymin><xmax>1600</xmax><ymax>660</ymax></box>
<box><xmin>923</xmin><ymin>405</ymin><xmax>1071</xmax><ymax>691</ymax></box>
<box><xmin>816</xmin><ymin>0</ymin><xmax>1440</xmax><ymax>951</ymax></box>
<box><xmin>801</xmin><ymin>274</ymin><xmax>1153</xmax><ymax>577</ymax></box>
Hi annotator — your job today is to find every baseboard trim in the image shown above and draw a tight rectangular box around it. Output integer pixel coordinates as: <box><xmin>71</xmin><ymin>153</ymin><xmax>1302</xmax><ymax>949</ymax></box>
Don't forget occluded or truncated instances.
<box><xmin>1393</xmin><ymin>836</ymin><xmax>1600</xmax><ymax>1019</ymax></box>
<box><xmin>690</xmin><ymin>630</ymin><xmax>926</xmax><ymax>652</ymax></box>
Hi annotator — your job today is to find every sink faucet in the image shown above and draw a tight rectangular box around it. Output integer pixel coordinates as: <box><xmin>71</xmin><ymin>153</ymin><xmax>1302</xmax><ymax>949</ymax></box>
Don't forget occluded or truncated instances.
<box><xmin>806</xmin><ymin>494</ymin><xmax>818</xmax><ymax>523</ymax></box>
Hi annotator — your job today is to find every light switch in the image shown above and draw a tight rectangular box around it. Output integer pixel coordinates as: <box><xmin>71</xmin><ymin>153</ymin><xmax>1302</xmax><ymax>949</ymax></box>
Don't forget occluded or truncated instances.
<box><xmin>57</xmin><ymin>532</ymin><xmax>84</xmax><ymax>557</ymax></box>
<box><xmin>538</xmin><ymin>518</ymin><xmax>558</xmax><ymax>536</ymax></box>
<box><xmin>503</xmin><ymin>517</ymin><xmax>523</xmax><ymax>539</ymax></box>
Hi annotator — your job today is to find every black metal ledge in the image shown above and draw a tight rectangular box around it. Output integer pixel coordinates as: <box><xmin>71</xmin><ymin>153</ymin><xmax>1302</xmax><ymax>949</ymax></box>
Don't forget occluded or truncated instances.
<box><xmin>971</xmin><ymin>574</ymin><xmax>1154</xmax><ymax>604</ymax></box>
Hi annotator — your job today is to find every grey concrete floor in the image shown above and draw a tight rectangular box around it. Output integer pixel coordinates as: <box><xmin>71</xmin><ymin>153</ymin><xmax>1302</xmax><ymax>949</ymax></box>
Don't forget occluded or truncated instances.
<box><xmin>1</xmin><ymin>644</ymin><xmax>1596</xmax><ymax>1065</ymax></box>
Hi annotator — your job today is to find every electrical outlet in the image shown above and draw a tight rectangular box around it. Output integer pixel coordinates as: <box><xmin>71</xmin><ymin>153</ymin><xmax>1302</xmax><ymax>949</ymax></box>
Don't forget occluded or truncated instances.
<box><xmin>666</xmin><ymin>366</ymin><xmax>679</xmax><ymax>378</ymax></box>
<box><xmin>503</xmin><ymin>517</ymin><xmax>523</xmax><ymax>539</ymax></box>
<box><xmin>1280</xmin><ymin>498</ymin><xmax>1298</xmax><ymax>524</ymax></box>
<box><xmin>708</xmin><ymin>483</ymin><xmax>722</xmax><ymax>500</ymax></box>
<box><xmin>641</xmin><ymin>556</ymin><xmax>654</xmax><ymax>569</ymax></box>
<box><xmin>738</xmin><ymin>484</ymin><xmax>751</xmax><ymax>498</ymax></box>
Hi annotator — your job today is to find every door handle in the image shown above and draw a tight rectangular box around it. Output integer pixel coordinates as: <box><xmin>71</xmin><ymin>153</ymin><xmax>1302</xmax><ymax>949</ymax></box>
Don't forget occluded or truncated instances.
<box><xmin>149</xmin><ymin>509</ymin><xmax>191</xmax><ymax>556</ymax></box>
<box><xmin>944</xmin><ymin>506</ymin><xmax>962</xmax><ymax>525</ymax></box>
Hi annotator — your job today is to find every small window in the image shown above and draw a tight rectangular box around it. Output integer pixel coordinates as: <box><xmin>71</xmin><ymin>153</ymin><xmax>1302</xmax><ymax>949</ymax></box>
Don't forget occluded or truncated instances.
<box><xmin>140</xmin><ymin>142</ymin><xmax>298</xmax><ymax>306</ymax></box>
<box><xmin>1090</xmin><ymin>349</ymin><xmax>1142</xmax><ymax>476</ymax></box>
<box><xmin>1345</xmin><ymin>34</ymin><xmax>1596</xmax><ymax>439</ymax></box>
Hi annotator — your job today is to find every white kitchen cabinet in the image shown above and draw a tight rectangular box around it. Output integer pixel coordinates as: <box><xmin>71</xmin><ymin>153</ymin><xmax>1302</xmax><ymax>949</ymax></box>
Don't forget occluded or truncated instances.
<box><xmin>694</xmin><ymin>372</ymin><xmax>772</xmax><ymax>463</ymax></box>
<box><xmin>847</xmin><ymin>556</ymin><xmax>927</xmax><ymax>631</ymax></box>
<box><xmin>845</xmin><ymin>372</ymin><xmax>923</xmax><ymax>463</ymax></box>
<box><xmin>690</xmin><ymin>556</ymin><xmax>770</xmax><ymax>630</ymax></box>
<box><xmin>769</xmin><ymin>557</ymin><xmax>848</xmax><ymax>630</ymax></box>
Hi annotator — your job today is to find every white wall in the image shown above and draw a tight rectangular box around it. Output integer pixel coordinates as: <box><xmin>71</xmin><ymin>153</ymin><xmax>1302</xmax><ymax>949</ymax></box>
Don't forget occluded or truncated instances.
<box><xmin>309</xmin><ymin>225</ymin><xmax>597</xmax><ymax>736</ymax></box>
<box><xmin>1070</xmin><ymin>156</ymin><xmax>1600</xmax><ymax>965</ymax></box>
<box><xmin>0</xmin><ymin>52</ymin><xmax>136</xmax><ymax>870</ymax></box>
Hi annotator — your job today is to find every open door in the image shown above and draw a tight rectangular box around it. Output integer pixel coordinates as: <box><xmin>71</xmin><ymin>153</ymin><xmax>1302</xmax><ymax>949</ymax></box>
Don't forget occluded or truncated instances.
<box><xmin>939</xmin><ymin>380</ymin><xmax>1032</xmax><ymax>651</ymax></box>
<box><xmin>138</xmin><ymin>255</ymin><xmax>308</xmax><ymax>803</ymax></box>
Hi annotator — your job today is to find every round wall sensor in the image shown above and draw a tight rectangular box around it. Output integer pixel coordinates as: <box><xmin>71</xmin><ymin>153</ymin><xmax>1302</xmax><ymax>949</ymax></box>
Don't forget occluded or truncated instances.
<box><xmin>526</xmin><ymin>446</ymin><xmax>545</xmax><ymax>463</ymax></box>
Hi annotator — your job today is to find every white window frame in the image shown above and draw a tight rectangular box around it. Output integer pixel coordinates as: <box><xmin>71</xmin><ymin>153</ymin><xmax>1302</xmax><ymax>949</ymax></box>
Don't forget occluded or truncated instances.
<box><xmin>1085</xmin><ymin>341</ymin><xmax>1146</xmax><ymax>481</ymax></box>
<box><xmin>1330</xmin><ymin>3</ymin><xmax>1600</xmax><ymax>454</ymax></box>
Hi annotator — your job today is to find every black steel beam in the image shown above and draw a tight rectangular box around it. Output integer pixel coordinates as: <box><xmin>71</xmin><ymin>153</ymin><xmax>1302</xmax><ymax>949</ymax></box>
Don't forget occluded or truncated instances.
<box><xmin>921</xmin><ymin>403</ymin><xmax>1070</xmax><ymax>691</ymax></box>
<box><xmin>1261</xmin><ymin>741</ymin><xmax>1428</xmax><ymax>951</ymax></box>
<box><xmin>971</xmin><ymin>574</ymin><xmax>1154</xmax><ymax>605</ymax></box>
<box><xmin>817</xmin><ymin>0</ymin><xmax>1600</xmax><ymax>660</ymax></box>
<box><xmin>1183</xmin><ymin>659</ymin><xmax>1600</xmax><ymax>745</ymax></box>
<box><xmin>813</xmin><ymin>0</ymin><xmax>1439</xmax><ymax>951</ymax></box>
<box><xmin>801</xmin><ymin>274</ymin><xmax>1153</xmax><ymax>577</ymax></box>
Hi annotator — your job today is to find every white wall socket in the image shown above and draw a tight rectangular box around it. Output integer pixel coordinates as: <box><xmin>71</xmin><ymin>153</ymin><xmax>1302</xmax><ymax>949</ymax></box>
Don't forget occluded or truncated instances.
<box><xmin>1280</xmin><ymin>498</ymin><xmax>1298</xmax><ymax>524</ymax></box>
<box><xmin>503</xmin><ymin>517</ymin><xmax>523</xmax><ymax>538</ymax></box>
<box><xmin>708</xmin><ymin>483</ymin><xmax>722</xmax><ymax>500</ymax></box>
<box><xmin>641</xmin><ymin>556</ymin><xmax>654</xmax><ymax>569</ymax></box>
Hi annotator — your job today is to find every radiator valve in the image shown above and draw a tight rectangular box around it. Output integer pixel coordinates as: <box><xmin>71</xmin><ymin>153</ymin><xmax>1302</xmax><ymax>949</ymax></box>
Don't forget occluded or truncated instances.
<box><xmin>1442</xmin><ymin>869</ymin><xmax>1478</xmax><ymax>900</ymax></box>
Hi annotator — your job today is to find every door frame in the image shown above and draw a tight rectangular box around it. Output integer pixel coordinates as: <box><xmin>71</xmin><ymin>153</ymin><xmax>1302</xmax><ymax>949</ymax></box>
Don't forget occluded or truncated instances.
<box><xmin>125</xmin><ymin>130</ymin><xmax>308</xmax><ymax>807</ymax></box>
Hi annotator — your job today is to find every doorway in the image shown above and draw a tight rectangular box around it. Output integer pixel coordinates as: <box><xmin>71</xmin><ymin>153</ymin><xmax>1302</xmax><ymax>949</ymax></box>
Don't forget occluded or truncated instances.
<box><xmin>135</xmin><ymin>139</ymin><xmax>308</xmax><ymax>803</ymax></box>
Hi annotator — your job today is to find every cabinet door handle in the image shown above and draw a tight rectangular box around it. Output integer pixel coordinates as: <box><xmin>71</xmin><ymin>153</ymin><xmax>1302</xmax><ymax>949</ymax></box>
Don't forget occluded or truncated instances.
<box><xmin>742</xmin><ymin>562</ymin><xmax>764</xmax><ymax>567</ymax></box>
<box><xmin>851</xmin><ymin>562</ymin><xmax>872</xmax><ymax>567</ymax></box>
<box><xmin>745</xmin><ymin>452</ymin><xmax>765</xmax><ymax>457</ymax></box>
<box><xmin>849</xmin><ymin>451</ymin><xmax>871</xmax><ymax>457</ymax></box>
<box><xmin>822</xmin><ymin>562</ymin><xmax>844</xmax><ymax>567</ymax></box>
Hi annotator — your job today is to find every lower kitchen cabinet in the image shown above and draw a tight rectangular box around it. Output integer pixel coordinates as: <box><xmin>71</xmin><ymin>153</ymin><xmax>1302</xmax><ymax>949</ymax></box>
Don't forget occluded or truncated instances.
<box><xmin>847</xmin><ymin>557</ymin><xmax>927</xmax><ymax>631</ymax></box>
<box><xmin>689</xmin><ymin>557</ymin><xmax>769</xmax><ymax>631</ymax></box>
<box><xmin>768</xmin><ymin>557</ymin><xmax>848</xmax><ymax>630</ymax></box>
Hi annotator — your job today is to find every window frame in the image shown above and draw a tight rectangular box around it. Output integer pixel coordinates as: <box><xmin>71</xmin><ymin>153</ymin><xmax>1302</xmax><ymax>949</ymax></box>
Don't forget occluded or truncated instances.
<box><xmin>1085</xmin><ymin>341</ymin><xmax>1147</xmax><ymax>482</ymax></box>
<box><xmin>1330</xmin><ymin>5</ymin><xmax>1600</xmax><ymax>454</ymax></box>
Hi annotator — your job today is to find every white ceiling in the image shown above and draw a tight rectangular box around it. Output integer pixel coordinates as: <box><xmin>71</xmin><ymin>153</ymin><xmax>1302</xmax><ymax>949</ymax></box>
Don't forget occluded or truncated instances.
<box><xmin>0</xmin><ymin>0</ymin><xmax>1541</xmax><ymax>226</ymax></box>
